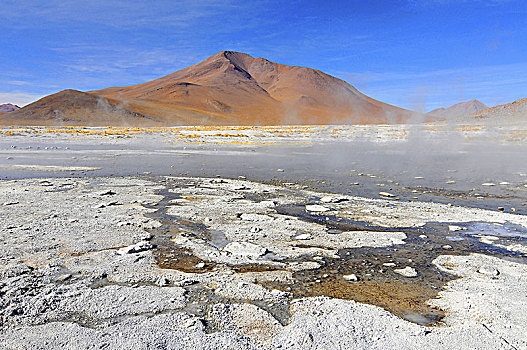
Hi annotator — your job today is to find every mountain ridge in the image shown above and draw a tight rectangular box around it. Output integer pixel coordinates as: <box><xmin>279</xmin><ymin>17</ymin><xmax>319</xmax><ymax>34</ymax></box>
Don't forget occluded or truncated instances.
<box><xmin>0</xmin><ymin>103</ymin><xmax>20</xmax><ymax>116</ymax></box>
<box><xmin>427</xmin><ymin>99</ymin><xmax>488</xmax><ymax>119</ymax></box>
<box><xmin>2</xmin><ymin>51</ymin><xmax>430</xmax><ymax>126</ymax></box>
<box><xmin>457</xmin><ymin>98</ymin><xmax>527</xmax><ymax>124</ymax></box>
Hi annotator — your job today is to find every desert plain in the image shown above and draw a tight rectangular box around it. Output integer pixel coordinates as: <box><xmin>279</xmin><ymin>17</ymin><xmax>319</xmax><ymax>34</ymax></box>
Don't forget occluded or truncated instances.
<box><xmin>0</xmin><ymin>123</ymin><xmax>526</xmax><ymax>349</ymax></box>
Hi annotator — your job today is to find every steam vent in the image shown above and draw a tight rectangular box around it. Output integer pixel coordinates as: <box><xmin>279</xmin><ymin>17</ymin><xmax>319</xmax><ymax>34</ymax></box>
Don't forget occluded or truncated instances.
<box><xmin>2</xmin><ymin>1</ymin><xmax>527</xmax><ymax>349</ymax></box>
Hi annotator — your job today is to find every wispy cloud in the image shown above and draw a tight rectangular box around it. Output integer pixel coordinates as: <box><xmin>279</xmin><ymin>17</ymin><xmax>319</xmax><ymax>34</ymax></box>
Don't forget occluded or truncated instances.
<box><xmin>56</xmin><ymin>46</ymin><xmax>200</xmax><ymax>73</ymax></box>
<box><xmin>7</xmin><ymin>80</ymin><xmax>33</xmax><ymax>86</ymax></box>
<box><xmin>0</xmin><ymin>92</ymin><xmax>45</xmax><ymax>106</ymax></box>
<box><xmin>0</xmin><ymin>0</ymin><xmax>250</xmax><ymax>29</ymax></box>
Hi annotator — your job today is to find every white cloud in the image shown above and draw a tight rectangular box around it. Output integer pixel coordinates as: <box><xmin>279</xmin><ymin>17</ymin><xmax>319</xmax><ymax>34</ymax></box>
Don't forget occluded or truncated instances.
<box><xmin>0</xmin><ymin>0</ymin><xmax>244</xmax><ymax>28</ymax></box>
<box><xmin>0</xmin><ymin>92</ymin><xmax>45</xmax><ymax>106</ymax></box>
<box><xmin>7</xmin><ymin>80</ymin><xmax>33</xmax><ymax>86</ymax></box>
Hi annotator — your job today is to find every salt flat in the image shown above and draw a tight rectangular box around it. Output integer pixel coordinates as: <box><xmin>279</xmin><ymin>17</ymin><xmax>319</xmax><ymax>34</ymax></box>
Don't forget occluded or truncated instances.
<box><xmin>1</xmin><ymin>125</ymin><xmax>526</xmax><ymax>349</ymax></box>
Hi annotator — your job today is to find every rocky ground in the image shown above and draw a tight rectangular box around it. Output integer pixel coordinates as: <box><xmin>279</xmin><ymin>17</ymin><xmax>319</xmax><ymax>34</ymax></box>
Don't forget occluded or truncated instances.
<box><xmin>1</xmin><ymin>175</ymin><xmax>526</xmax><ymax>349</ymax></box>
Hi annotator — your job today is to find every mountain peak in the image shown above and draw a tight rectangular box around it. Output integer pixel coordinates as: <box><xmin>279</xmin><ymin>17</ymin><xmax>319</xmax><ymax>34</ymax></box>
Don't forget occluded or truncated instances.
<box><xmin>0</xmin><ymin>103</ymin><xmax>21</xmax><ymax>114</ymax></box>
<box><xmin>428</xmin><ymin>99</ymin><xmax>488</xmax><ymax>119</ymax></box>
<box><xmin>2</xmin><ymin>52</ymin><xmax>426</xmax><ymax>126</ymax></box>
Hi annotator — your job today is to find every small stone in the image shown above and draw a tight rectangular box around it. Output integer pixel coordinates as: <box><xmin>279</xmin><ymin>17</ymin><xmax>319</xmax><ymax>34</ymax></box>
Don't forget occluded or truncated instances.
<box><xmin>379</xmin><ymin>192</ymin><xmax>395</xmax><ymax>198</ymax></box>
<box><xmin>224</xmin><ymin>242</ymin><xmax>267</xmax><ymax>257</ymax></box>
<box><xmin>194</xmin><ymin>262</ymin><xmax>206</xmax><ymax>269</ymax></box>
<box><xmin>54</xmin><ymin>274</ymin><xmax>72</xmax><ymax>282</ymax></box>
<box><xmin>480</xmin><ymin>236</ymin><xmax>499</xmax><ymax>244</ymax></box>
<box><xmin>448</xmin><ymin>225</ymin><xmax>463</xmax><ymax>232</ymax></box>
<box><xmin>250</xmin><ymin>226</ymin><xmax>261</xmax><ymax>233</ymax></box>
<box><xmin>240</xmin><ymin>213</ymin><xmax>273</xmax><ymax>221</ymax></box>
<box><xmin>97</xmin><ymin>190</ymin><xmax>116</xmax><ymax>196</ymax></box>
<box><xmin>478</xmin><ymin>265</ymin><xmax>499</xmax><ymax>276</ymax></box>
<box><xmin>174</xmin><ymin>279</ymin><xmax>198</xmax><ymax>287</ymax></box>
<box><xmin>382</xmin><ymin>262</ymin><xmax>396</xmax><ymax>267</ymax></box>
<box><xmin>182</xmin><ymin>319</ymin><xmax>198</xmax><ymax>329</ymax></box>
<box><xmin>295</xmin><ymin>233</ymin><xmax>311</xmax><ymax>240</ymax></box>
<box><xmin>117</xmin><ymin>241</ymin><xmax>153</xmax><ymax>255</ymax></box>
<box><xmin>343</xmin><ymin>274</ymin><xmax>359</xmax><ymax>281</ymax></box>
<box><xmin>305</xmin><ymin>204</ymin><xmax>330</xmax><ymax>212</ymax></box>
<box><xmin>394</xmin><ymin>266</ymin><xmax>418</xmax><ymax>278</ymax></box>
<box><xmin>419</xmin><ymin>234</ymin><xmax>427</xmax><ymax>239</ymax></box>
<box><xmin>442</xmin><ymin>245</ymin><xmax>453</xmax><ymax>249</ymax></box>
<box><xmin>497</xmin><ymin>207</ymin><xmax>505</xmax><ymax>211</ymax></box>
<box><xmin>481</xmin><ymin>183</ymin><xmax>496</xmax><ymax>186</ymax></box>
<box><xmin>276</xmin><ymin>169</ymin><xmax>284</xmax><ymax>172</ymax></box>
<box><xmin>445</xmin><ymin>180</ymin><xmax>456</xmax><ymax>184</ymax></box>
<box><xmin>157</xmin><ymin>277</ymin><xmax>170</xmax><ymax>286</ymax></box>
<box><xmin>140</xmin><ymin>233</ymin><xmax>153</xmax><ymax>241</ymax></box>
<box><xmin>320</xmin><ymin>196</ymin><xmax>348</xmax><ymax>203</ymax></box>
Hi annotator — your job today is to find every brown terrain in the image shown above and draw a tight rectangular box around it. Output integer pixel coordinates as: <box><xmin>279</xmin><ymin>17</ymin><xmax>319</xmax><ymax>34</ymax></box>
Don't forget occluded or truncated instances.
<box><xmin>459</xmin><ymin>98</ymin><xmax>527</xmax><ymax>124</ymax></box>
<box><xmin>0</xmin><ymin>103</ymin><xmax>20</xmax><ymax>116</ymax></box>
<box><xmin>0</xmin><ymin>51</ymin><xmax>429</xmax><ymax>126</ymax></box>
<box><xmin>427</xmin><ymin>99</ymin><xmax>487</xmax><ymax>120</ymax></box>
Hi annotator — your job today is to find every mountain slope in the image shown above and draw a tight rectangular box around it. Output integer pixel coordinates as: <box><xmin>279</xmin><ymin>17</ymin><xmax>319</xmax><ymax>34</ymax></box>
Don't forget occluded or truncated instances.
<box><xmin>0</xmin><ymin>103</ymin><xmax>20</xmax><ymax>116</ymax></box>
<box><xmin>428</xmin><ymin>99</ymin><xmax>488</xmax><ymax>119</ymax></box>
<box><xmin>457</xmin><ymin>98</ymin><xmax>527</xmax><ymax>125</ymax></box>
<box><xmin>2</xmin><ymin>51</ymin><xmax>428</xmax><ymax>126</ymax></box>
<box><xmin>0</xmin><ymin>90</ymin><xmax>157</xmax><ymax>126</ymax></box>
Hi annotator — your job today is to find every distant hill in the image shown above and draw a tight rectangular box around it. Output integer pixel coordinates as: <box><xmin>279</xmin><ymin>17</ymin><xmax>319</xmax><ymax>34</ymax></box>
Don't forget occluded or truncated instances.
<box><xmin>427</xmin><ymin>99</ymin><xmax>487</xmax><ymax>119</ymax></box>
<box><xmin>0</xmin><ymin>51</ymin><xmax>430</xmax><ymax>126</ymax></box>
<box><xmin>0</xmin><ymin>103</ymin><xmax>20</xmax><ymax>116</ymax></box>
<box><xmin>457</xmin><ymin>98</ymin><xmax>527</xmax><ymax>125</ymax></box>
<box><xmin>0</xmin><ymin>90</ymin><xmax>157</xmax><ymax>126</ymax></box>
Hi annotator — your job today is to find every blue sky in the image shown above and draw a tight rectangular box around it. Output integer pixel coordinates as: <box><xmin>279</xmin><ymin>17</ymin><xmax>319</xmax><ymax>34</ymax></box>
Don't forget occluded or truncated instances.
<box><xmin>1</xmin><ymin>0</ymin><xmax>526</xmax><ymax>111</ymax></box>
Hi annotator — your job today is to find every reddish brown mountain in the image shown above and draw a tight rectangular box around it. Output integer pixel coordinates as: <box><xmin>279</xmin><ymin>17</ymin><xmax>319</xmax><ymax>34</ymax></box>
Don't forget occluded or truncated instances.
<box><xmin>1</xmin><ymin>51</ymin><xmax>427</xmax><ymax>126</ymax></box>
<box><xmin>0</xmin><ymin>103</ymin><xmax>20</xmax><ymax>116</ymax></box>
<box><xmin>457</xmin><ymin>98</ymin><xmax>527</xmax><ymax>124</ymax></box>
<box><xmin>0</xmin><ymin>90</ymin><xmax>156</xmax><ymax>126</ymax></box>
<box><xmin>427</xmin><ymin>99</ymin><xmax>488</xmax><ymax>119</ymax></box>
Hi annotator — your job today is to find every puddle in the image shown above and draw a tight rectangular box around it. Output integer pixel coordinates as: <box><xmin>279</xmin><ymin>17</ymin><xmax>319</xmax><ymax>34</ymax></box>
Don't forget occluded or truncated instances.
<box><xmin>463</xmin><ymin>222</ymin><xmax>527</xmax><ymax>238</ymax></box>
<box><xmin>141</xmin><ymin>176</ymin><xmax>527</xmax><ymax>327</ymax></box>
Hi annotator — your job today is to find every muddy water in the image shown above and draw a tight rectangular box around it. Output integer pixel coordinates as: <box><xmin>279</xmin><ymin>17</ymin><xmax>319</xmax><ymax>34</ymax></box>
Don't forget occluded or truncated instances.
<box><xmin>267</xmin><ymin>207</ymin><xmax>527</xmax><ymax>324</ymax></box>
<box><xmin>142</xmin><ymin>177</ymin><xmax>527</xmax><ymax>326</ymax></box>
